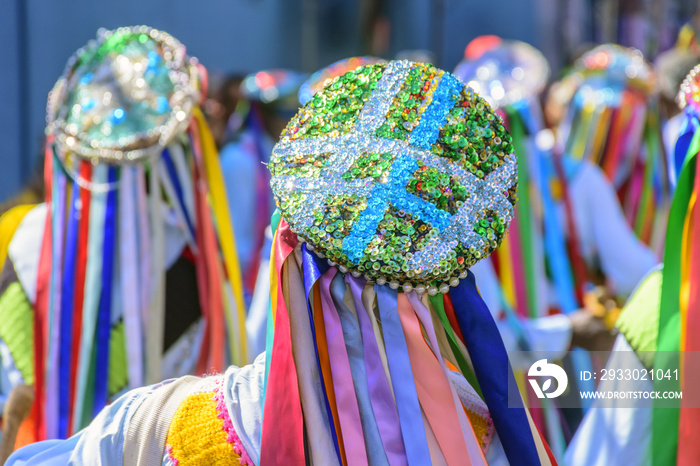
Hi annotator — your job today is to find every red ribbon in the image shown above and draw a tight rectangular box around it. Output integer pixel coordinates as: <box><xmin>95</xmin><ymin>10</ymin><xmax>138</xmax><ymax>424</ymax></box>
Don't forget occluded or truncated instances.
<box><xmin>678</xmin><ymin>160</ymin><xmax>700</xmax><ymax>464</ymax></box>
<box><xmin>32</xmin><ymin>140</ymin><xmax>56</xmax><ymax>440</ymax></box>
<box><xmin>260</xmin><ymin>221</ymin><xmax>304</xmax><ymax>465</ymax></box>
<box><xmin>67</xmin><ymin>161</ymin><xmax>92</xmax><ymax>434</ymax></box>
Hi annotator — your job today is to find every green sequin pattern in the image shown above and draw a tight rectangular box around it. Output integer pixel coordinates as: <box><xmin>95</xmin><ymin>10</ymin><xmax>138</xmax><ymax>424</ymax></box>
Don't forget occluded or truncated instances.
<box><xmin>270</xmin><ymin>151</ymin><xmax>334</xmax><ymax>178</ymax></box>
<box><xmin>309</xmin><ymin>195</ymin><xmax>368</xmax><ymax>262</ymax></box>
<box><xmin>284</xmin><ymin>64</ymin><xmax>386</xmax><ymax>140</ymax></box>
<box><xmin>432</xmin><ymin>87</ymin><xmax>514</xmax><ymax>178</ymax></box>
<box><xmin>406</xmin><ymin>163</ymin><xmax>468</xmax><ymax>215</ymax></box>
<box><xmin>375</xmin><ymin>63</ymin><xmax>438</xmax><ymax>140</ymax></box>
<box><xmin>342</xmin><ymin>152</ymin><xmax>395</xmax><ymax>181</ymax></box>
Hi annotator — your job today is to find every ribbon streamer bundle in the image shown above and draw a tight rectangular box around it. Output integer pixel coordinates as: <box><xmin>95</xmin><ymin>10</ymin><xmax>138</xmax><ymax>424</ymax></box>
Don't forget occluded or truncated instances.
<box><xmin>261</xmin><ymin>221</ymin><xmax>557</xmax><ymax>465</ymax></box>
<box><xmin>258</xmin><ymin>60</ymin><xmax>557</xmax><ymax>465</ymax></box>
<box><xmin>29</xmin><ymin>26</ymin><xmax>248</xmax><ymax>441</ymax></box>
<box><xmin>454</xmin><ymin>37</ymin><xmax>589</xmax><ymax>459</ymax></box>
<box><xmin>558</xmin><ymin>44</ymin><xmax>670</xmax><ymax>251</ymax></box>
<box><xmin>652</xmin><ymin>64</ymin><xmax>700</xmax><ymax>465</ymax></box>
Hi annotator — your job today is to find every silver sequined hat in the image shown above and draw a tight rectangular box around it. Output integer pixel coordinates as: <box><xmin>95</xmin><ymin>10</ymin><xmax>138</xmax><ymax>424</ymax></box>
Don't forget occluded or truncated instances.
<box><xmin>453</xmin><ymin>37</ymin><xmax>549</xmax><ymax>110</ymax></box>
<box><xmin>268</xmin><ymin>61</ymin><xmax>518</xmax><ymax>295</ymax></box>
<box><xmin>46</xmin><ymin>26</ymin><xmax>200</xmax><ymax>166</ymax></box>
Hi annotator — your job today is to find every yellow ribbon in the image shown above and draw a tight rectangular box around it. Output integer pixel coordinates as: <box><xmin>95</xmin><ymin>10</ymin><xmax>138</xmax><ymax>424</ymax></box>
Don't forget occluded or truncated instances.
<box><xmin>193</xmin><ymin>108</ymin><xmax>249</xmax><ymax>365</ymax></box>
<box><xmin>680</xmin><ymin>191</ymin><xmax>696</xmax><ymax>359</ymax></box>
<box><xmin>0</xmin><ymin>204</ymin><xmax>36</xmax><ymax>272</ymax></box>
<box><xmin>269</xmin><ymin>228</ymin><xmax>280</xmax><ymax>327</ymax></box>
<box><xmin>497</xmin><ymin>238</ymin><xmax>517</xmax><ymax>309</ymax></box>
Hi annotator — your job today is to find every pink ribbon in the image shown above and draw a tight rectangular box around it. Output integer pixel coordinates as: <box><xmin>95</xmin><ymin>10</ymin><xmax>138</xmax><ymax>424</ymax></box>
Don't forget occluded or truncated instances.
<box><xmin>319</xmin><ymin>269</ymin><xmax>368</xmax><ymax>466</ymax></box>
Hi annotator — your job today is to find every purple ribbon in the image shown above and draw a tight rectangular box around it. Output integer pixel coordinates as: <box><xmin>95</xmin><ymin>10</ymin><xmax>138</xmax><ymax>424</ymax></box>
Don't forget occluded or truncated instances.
<box><xmin>45</xmin><ymin>156</ymin><xmax>66</xmax><ymax>439</ymax></box>
<box><xmin>319</xmin><ymin>268</ymin><xmax>368</xmax><ymax>465</ymax></box>
<box><xmin>347</xmin><ymin>276</ymin><xmax>408</xmax><ymax>466</ymax></box>
<box><xmin>57</xmin><ymin>178</ymin><xmax>80</xmax><ymax>439</ymax></box>
<box><xmin>376</xmin><ymin>285</ymin><xmax>431</xmax><ymax>466</ymax></box>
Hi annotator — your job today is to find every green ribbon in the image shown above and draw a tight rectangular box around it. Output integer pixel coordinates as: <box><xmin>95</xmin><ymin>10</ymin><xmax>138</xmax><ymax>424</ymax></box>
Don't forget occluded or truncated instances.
<box><xmin>635</xmin><ymin>111</ymin><xmax>664</xmax><ymax>237</ymax></box>
<box><xmin>262</xmin><ymin>209</ymin><xmax>282</xmax><ymax>411</ymax></box>
<box><xmin>428</xmin><ymin>294</ymin><xmax>483</xmax><ymax>399</ymax></box>
<box><xmin>506</xmin><ymin>109</ymin><xmax>538</xmax><ymax>318</ymax></box>
<box><xmin>652</xmin><ymin>129</ymin><xmax>700</xmax><ymax>465</ymax></box>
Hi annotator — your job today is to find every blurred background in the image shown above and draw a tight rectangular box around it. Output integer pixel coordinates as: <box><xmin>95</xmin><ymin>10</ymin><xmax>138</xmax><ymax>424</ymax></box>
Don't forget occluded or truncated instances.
<box><xmin>0</xmin><ymin>0</ymin><xmax>696</xmax><ymax>202</ymax></box>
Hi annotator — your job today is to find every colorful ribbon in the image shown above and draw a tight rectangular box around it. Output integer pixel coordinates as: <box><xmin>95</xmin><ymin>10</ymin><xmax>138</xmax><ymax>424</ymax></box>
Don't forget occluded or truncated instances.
<box><xmin>93</xmin><ymin>167</ymin><xmax>117</xmax><ymax>417</ymax></box>
<box><xmin>348</xmin><ymin>275</ymin><xmax>407</xmax><ymax>466</ymax></box>
<box><xmin>450</xmin><ymin>270</ymin><xmax>541</xmax><ymax>465</ymax></box>
<box><xmin>260</xmin><ymin>221</ymin><xmax>304</xmax><ymax>465</ymax></box>
<box><xmin>319</xmin><ymin>270</ymin><xmax>368</xmax><ymax>466</ymax></box>
<box><xmin>376</xmin><ymin>286</ymin><xmax>432</xmax><ymax>466</ymax></box>
<box><xmin>653</xmin><ymin>129</ymin><xmax>699</xmax><ymax>465</ymax></box>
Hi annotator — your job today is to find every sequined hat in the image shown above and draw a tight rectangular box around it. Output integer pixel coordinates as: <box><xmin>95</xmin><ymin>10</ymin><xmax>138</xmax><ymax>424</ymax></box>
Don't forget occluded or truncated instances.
<box><xmin>678</xmin><ymin>63</ymin><xmax>700</xmax><ymax>113</ymax></box>
<box><xmin>298</xmin><ymin>56</ymin><xmax>387</xmax><ymax>106</ymax></box>
<box><xmin>577</xmin><ymin>44</ymin><xmax>655</xmax><ymax>91</ymax></box>
<box><xmin>46</xmin><ymin>26</ymin><xmax>200</xmax><ymax>166</ymax></box>
<box><xmin>268</xmin><ymin>61</ymin><xmax>518</xmax><ymax>294</ymax></box>
<box><xmin>30</xmin><ymin>26</ymin><xmax>249</xmax><ymax>442</ymax></box>
<box><xmin>453</xmin><ymin>36</ymin><xmax>549</xmax><ymax>109</ymax></box>
<box><xmin>241</xmin><ymin>69</ymin><xmax>308</xmax><ymax>108</ymax></box>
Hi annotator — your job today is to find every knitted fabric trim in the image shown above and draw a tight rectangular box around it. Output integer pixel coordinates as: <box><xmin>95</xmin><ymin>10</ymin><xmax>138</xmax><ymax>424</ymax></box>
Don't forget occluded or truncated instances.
<box><xmin>213</xmin><ymin>378</ymin><xmax>253</xmax><ymax>465</ymax></box>
<box><xmin>164</xmin><ymin>376</ymin><xmax>251</xmax><ymax>465</ymax></box>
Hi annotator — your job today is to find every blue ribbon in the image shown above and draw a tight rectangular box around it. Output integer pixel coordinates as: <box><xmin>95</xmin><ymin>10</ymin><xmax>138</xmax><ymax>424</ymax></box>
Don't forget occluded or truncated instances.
<box><xmin>57</xmin><ymin>179</ymin><xmax>80</xmax><ymax>439</ymax></box>
<box><xmin>375</xmin><ymin>286</ymin><xmax>431</xmax><ymax>466</ymax></box>
<box><xmin>162</xmin><ymin>148</ymin><xmax>195</xmax><ymax>238</ymax></box>
<box><xmin>674</xmin><ymin>115</ymin><xmax>697</xmax><ymax>192</ymax></box>
<box><xmin>93</xmin><ymin>167</ymin><xmax>117</xmax><ymax>417</ymax></box>
<box><xmin>300</xmin><ymin>245</ymin><xmax>341</xmax><ymax>463</ymax></box>
<box><xmin>451</xmin><ymin>271</ymin><xmax>541</xmax><ymax>465</ymax></box>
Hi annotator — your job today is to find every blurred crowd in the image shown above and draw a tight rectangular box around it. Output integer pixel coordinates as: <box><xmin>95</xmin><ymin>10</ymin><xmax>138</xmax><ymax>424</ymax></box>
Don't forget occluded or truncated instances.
<box><xmin>2</xmin><ymin>3</ymin><xmax>700</xmax><ymax>465</ymax></box>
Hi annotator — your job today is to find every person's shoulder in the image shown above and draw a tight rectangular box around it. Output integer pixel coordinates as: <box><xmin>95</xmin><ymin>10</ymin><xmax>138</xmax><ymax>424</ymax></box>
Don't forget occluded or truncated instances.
<box><xmin>615</xmin><ymin>265</ymin><xmax>664</xmax><ymax>368</ymax></box>
<box><xmin>0</xmin><ymin>204</ymin><xmax>43</xmax><ymax>253</ymax></box>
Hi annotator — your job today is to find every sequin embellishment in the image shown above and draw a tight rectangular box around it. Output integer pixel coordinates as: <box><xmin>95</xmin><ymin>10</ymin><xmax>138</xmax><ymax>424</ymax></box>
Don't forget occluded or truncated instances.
<box><xmin>270</xmin><ymin>61</ymin><xmax>518</xmax><ymax>292</ymax></box>
<box><xmin>679</xmin><ymin>64</ymin><xmax>700</xmax><ymax>114</ymax></box>
<box><xmin>46</xmin><ymin>26</ymin><xmax>200</xmax><ymax>164</ymax></box>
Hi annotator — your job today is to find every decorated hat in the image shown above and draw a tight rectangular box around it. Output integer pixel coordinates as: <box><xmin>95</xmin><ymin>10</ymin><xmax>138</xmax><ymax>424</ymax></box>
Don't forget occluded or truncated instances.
<box><xmin>678</xmin><ymin>64</ymin><xmax>700</xmax><ymax>113</ymax></box>
<box><xmin>654</xmin><ymin>49</ymin><xmax>698</xmax><ymax>102</ymax></box>
<box><xmin>554</xmin><ymin>44</ymin><xmax>656</xmax><ymax>109</ymax></box>
<box><xmin>268</xmin><ymin>60</ymin><xmax>517</xmax><ymax>295</ymax></box>
<box><xmin>298</xmin><ymin>56</ymin><xmax>386</xmax><ymax>106</ymax></box>
<box><xmin>576</xmin><ymin>44</ymin><xmax>655</xmax><ymax>91</ymax></box>
<box><xmin>32</xmin><ymin>26</ymin><xmax>247</xmax><ymax>442</ymax></box>
<box><xmin>240</xmin><ymin>69</ymin><xmax>308</xmax><ymax>110</ymax></box>
<box><xmin>46</xmin><ymin>26</ymin><xmax>200</xmax><ymax>165</ymax></box>
<box><xmin>553</xmin><ymin>44</ymin><xmax>668</xmax><ymax>249</ymax></box>
<box><xmin>454</xmin><ymin>36</ymin><xmax>549</xmax><ymax>109</ymax></box>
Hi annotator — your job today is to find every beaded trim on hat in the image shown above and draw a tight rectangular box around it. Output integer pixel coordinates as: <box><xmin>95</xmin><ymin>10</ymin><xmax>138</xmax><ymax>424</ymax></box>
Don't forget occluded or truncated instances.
<box><xmin>269</xmin><ymin>61</ymin><xmax>518</xmax><ymax>295</ymax></box>
<box><xmin>46</xmin><ymin>26</ymin><xmax>200</xmax><ymax>166</ymax></box>
<box><xmin>678</xmin><ymin>64</ymin><xmax>700</xmax><ymax>113</ymax></box>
